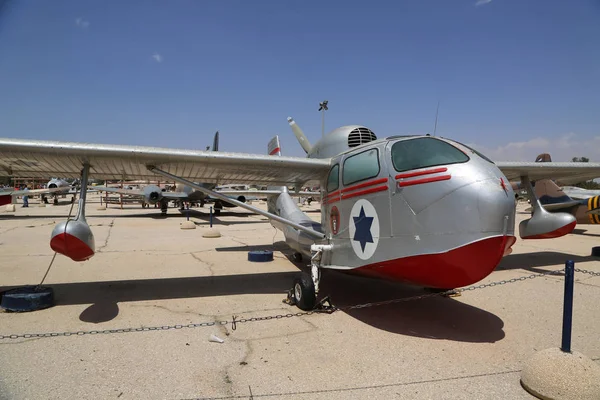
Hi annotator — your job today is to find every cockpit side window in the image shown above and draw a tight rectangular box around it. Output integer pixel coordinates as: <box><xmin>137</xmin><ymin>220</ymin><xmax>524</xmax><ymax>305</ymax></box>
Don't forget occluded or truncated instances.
<box><xmin>327</xmin><ymin>164</ymin><xmax>339</xmax><ymax>192</ymax></box>
<box><xmin>391</xmin><ymin>137</ymin><xmax>469</xmax><ymax>173</ymax></box>
<box><xmin>343</xmin><ymin>148</ymin><xmax>380</xmax><ymax>186</ymax></box>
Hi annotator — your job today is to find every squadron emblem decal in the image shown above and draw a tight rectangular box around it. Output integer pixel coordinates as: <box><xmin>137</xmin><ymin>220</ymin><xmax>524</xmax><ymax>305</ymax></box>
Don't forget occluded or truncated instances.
<box><xmin>330</xmin><ymin>206</ymin><xmax>340</xmax><ymax>235</ymax></box>
<box><xmin>348</xmin><ymin>199</ymin><xmax>380</xmax><ymax>260</ymax></box>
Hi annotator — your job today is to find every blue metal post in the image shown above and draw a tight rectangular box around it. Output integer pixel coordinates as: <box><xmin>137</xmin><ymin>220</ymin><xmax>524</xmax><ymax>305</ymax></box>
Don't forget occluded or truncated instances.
<box><xmin>210</xmin><ymin>206</ymin><xmax>213</xmax><ymax>228</ymax></box>
<box><xmin>561</xmin><ymin>260</ymin><xmax>575</xmax><ymax>353</ymax></box>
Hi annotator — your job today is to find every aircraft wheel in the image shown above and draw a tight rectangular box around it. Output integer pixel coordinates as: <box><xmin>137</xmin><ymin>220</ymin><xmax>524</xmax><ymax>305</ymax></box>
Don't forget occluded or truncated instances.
<box><xmin>292</xmin><ymin>252</ymin><xmax>303</xmax><ymax>262</ymax></box>
<box><xmin>214</xmin><ymin>209</ymin><xmax>221</xmax><ymax>216</ymax></box>
<box><xmin>592</xmin><ymin>246</ymin><xmax>600</xmax><ymax>257</ymax></box>
<box><xmin>292</xmin><ymin>273</ymin><xmax>316</xmax><ymax>311</ymax></box>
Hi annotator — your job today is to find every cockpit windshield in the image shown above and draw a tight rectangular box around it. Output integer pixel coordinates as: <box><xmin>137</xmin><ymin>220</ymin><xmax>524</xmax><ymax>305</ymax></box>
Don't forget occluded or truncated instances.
<box><xmin>391</xmin><ymin>137</ymin><xmax>469</xmax><ymax>173</ymax></box>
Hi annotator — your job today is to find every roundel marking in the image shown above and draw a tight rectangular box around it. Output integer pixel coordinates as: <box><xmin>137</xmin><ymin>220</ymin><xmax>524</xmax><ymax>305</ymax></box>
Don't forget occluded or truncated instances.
<box><xmin>348</xmin><ymin>199</ymin><xmax>380</xmax><ymax>260</ymax></box>
<box><xmin>330</xmin><ymin>206</ymin><xmax>340</xmax><ymax>235</ymax></box>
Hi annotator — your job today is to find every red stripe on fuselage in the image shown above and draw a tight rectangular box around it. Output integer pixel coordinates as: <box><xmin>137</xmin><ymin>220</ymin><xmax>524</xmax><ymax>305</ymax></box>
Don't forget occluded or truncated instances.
<box><xmin>324</xmin><ymin>178</ymin><xmax>389</xmax><ymax>204</ymax></box>
<box><xmin>342</xmin><ymin>178</ymin><xmax>389</xmax><ymax>194</ymax></box>
<box><xmin>397</xmin><ymin>174</ymin><xmax>451</xmax><ymax>187</ymax></box>
<box><xmin>324</xmin><ymin>190</ymin><xmax>340</xmax><ymax>203</ymax></box>
<box><xmin>352</xmin><ymin>236</ymin><xmax>514</xmax><ymax>288</ymax></box>
<box><xmin>395</xmin><ymin>167</ymin><xmax>448</xmax><ymax>180</ymax></box>
<box><xmin>342</xmin><ymin>185</ymin><xmax>388</xmax><ymax>201</ymax></box>
<box><xmin>324</xmin><ymin>196</ymin><xmax>341</xmax><ymax>205</ymax></box>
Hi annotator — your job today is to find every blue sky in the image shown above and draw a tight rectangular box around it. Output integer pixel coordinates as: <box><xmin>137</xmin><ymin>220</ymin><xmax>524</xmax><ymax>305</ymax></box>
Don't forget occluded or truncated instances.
<box><xmin>0</xmin><ymin>0</ymin><xmax>598</xmax><ymax>160</ymax></box>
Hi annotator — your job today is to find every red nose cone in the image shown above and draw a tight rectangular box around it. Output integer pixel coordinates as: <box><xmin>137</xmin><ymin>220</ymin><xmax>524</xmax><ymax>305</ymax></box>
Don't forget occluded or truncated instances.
<box><xmin>50</xmin><ymin>232</ymin><xmax>95</xmax><ymax>261</ymax></box>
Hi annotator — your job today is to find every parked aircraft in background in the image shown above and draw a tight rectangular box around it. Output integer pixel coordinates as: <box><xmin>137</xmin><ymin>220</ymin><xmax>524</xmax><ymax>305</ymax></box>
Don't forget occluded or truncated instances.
<box><xmin>0</xmin><ymin>178</ymin><xmax>78</xmax><ymax>206</ymax></box>
<box><xmin>92</xmin><ymin>131</ymin><xmax>249</xmax><ymax>215</ymax></box>
<box><xmin>2</xmin><ymin>118</ymin><xmax>600</xmax><ymax>310</ymax></box>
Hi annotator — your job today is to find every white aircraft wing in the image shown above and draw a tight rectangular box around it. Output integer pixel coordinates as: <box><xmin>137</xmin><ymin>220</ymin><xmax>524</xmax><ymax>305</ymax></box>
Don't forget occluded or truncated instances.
<box><xmin>0</xmin><ymin>138</ymin><xmax>331</xmax><ymax>186</ymax></box>
<box><xmin>0</xmin><ymin>186</ymin><xmax>71</xmax><ymax>197</ymax></box>
<box><xmin>497</xmin><ymin>162</ymin><xmax>600</xmax><ymax>184</ymax></box>
<box><xmin>217</xmin><ymin>190</ymin><xmax>321</xmax><ymax>197</ymax></box>
<box><xmin>94</xmin><ymin>186</ymin><xmax>190</xmax><ymax>200</ymax></box>
<box><xmin>93</xmin><ymin>186</ymin><xmax>145</xmax><ymax>196</ymax></box>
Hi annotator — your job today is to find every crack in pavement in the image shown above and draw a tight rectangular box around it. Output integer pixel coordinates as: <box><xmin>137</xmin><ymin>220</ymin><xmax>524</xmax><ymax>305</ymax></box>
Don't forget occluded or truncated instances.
<box><xmin>96</xmin><ymin>219</ymin><xmax>115</xmax><ymax>253</ymax></box>
<box><xmin>129</xmin><ymin>303</ymin><xmax>215</xmax><ymax>319</ymax></box>
<box><xmin>190</xmin><ymin>252</ymin><xmax>215</xmax><ymax>276</ymax></box>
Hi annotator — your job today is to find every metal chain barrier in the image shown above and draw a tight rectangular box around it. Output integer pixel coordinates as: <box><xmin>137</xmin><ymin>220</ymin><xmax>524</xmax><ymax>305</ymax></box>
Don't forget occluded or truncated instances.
<box><xmin>0</xmin><ymin>267</ymin><xmax>579</xmax><ymax>340</ymax></box>
<box><xmin>575</xmin><ymin>268</ymin><xmax>600</xmax><ymax>277</ymax></box>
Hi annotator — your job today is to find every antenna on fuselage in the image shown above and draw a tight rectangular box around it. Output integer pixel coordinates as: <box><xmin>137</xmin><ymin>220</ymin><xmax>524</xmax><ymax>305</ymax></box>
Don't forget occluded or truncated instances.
<box><xmin>287</xmin><ymin>117</ymin><xmax>313</xmax><ymax>154</ymax></box>
<box><xmin>433</xmin><ymin>101</ymin><xmax>440</xmax><ymax>137</ymax></box>
<box><xmin>319</xmin><ymin>100</ymin><xmax>329</xmax><ymax>137</ymax></box>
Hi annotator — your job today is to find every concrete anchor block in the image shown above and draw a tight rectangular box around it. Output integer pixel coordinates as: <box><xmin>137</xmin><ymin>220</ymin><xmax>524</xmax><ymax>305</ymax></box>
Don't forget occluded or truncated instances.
<box><xmin>180</xmin><ymin>221</ymin><xmax>196</xmax><ymax>230</ymax></box>
<box><xmin>521</xmin><ymin>347</ymin><xmax>600</xmax><ymax>400</ymax></box>
<box><xmin>202</xmin><ymin>228</ymin><xmax>221</xmax><ymax>238</ymax></box>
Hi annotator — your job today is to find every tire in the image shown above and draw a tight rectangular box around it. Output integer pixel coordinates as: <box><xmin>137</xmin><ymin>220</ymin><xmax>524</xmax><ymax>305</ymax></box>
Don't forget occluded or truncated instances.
<box><xmin>293</xmin><ymin>274</ymin><xmax>316</xmax><ymax>311</ymax></box>
<box><xmin>248</xmin><ymin>250</ymin><xmax>274</xmax><ymax>262</ymax></box>
<box><xmin>592</xmin><ymin>246</ymin><xmax>600</xmax><ymax>257</ymax></box>
<box><xmin>214</xmin><ymin>209</ymin><xmax>221</xmax><ymax>216</ymax></box>
<box><xmin>0</xmin><ymin>286</ymin><xmax>54</xmax><ymax>312</ymax></box>
<box><xmin>292</xmin><ymin>252</ymin><xmax>303</xmax><ymax>262</ymax></box>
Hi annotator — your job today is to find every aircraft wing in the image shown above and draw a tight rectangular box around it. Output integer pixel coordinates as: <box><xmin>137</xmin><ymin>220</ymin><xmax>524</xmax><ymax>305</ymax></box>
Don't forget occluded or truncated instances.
<box><xmin>94</xmin><ymin>186</ymin><xmax>190</xmax><ymax>200</ymax></box>
<box><xmin>497</xmin><ymin>162</ymin><xmax>600</xmax><ymax>184</ymax></box>
<box><xmin>0</xmin><ymin>138</ymin><xmax>330</xmax><ymax>186</ymax></box>
<box><xmin>217</xmin><ymin>190</ymin><xmax>321</xmax><ymax>197</ymax></box>
<box><xmin>0</xmin><ymin>187</ymin><xmax>73</xmax><ymax>197</ymax></box>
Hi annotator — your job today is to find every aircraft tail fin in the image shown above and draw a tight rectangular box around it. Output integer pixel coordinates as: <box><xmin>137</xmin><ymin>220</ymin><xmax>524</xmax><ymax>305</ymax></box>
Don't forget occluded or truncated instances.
<box><xmin>535</xmin><ymin>153</ymin><xmax>552</xmax><ymax>162</ymax></box>
<box><xmin>287</xmin><ymin>117</ymin><xmax>312</xmax><ymax>154</ymax></box>
<box><xmin>535</xmin><ymin>179</ymin><xmax>572</xmax><ymax>204</ymax></box>
<box><xmin>268</xmin><ymin>136</ymin><xmax>282</xmax><ymax>157</ymax></box>
<box><xmin>212</xmin><ymin>131</ymin><xmax>219</xmax><ymax>152</ymax></box>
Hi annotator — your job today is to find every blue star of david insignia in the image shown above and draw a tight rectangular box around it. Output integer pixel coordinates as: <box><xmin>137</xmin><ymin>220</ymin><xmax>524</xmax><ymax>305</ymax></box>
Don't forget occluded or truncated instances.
<box><xmin>353</xmin><ymin>206</ymin><xmax>374</xmax><ymax>252</ymax></box>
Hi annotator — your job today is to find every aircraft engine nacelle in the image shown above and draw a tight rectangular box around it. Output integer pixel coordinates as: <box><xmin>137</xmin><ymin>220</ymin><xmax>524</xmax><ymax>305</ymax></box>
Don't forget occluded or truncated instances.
<box><xmin>519</xmin><ymin>207</ymin><xmax>576</xmax><ymax>239</ymax></box>
<box><xmin>143</xmin><ymin>185</ymin><xmax>163</xmax><ymax>204</ymax></box>
<box><xmin>50</xmin><ymin>219</ymin><xmax>95</xmax><ymax>261</ymax></box>
<box><xmin>220</xmin><ymin>196</ymin><xmax>246</xmax><ymax>208</ymax></box>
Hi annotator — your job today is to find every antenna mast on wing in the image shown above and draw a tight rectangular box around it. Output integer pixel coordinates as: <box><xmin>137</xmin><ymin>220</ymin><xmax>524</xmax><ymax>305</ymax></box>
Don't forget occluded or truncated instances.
<box><xmin>212</xmin><ymin>131</ymin><xmax>219</xmax><ymax>152</ymax></box>
<box><xmin>319</xmin><ymin>100</ymin><xmax>328</xmax><ymax>137</ymax></box>
<box><xmin>433</xmin><ymin>101</ymin><xmax>440</xmax><ymax>137</ymax></box>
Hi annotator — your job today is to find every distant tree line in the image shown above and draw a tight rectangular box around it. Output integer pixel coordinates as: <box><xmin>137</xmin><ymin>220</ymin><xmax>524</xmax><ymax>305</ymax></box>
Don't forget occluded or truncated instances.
<box><xmin>571</xmin><ymin>157</ymin><xmax>600</xmax><ymax>189</ymax></box>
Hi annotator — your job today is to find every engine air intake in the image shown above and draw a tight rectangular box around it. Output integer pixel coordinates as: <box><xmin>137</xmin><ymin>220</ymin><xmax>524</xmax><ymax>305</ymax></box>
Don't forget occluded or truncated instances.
<box><xmin>348</xmin><ymin>128</ymin><xmax>377</xmax><ymax>148</ymax></box>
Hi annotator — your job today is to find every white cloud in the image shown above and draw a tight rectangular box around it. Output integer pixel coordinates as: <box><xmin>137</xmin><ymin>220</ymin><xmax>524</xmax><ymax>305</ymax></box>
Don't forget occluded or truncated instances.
<box><xmin>475</xmin><ymin>0</ymin><xmax>492</xmax><ymax>6</ymax></box>
<box><xmin>469</xmin><ymin>133</ymin><xmax>600</xmax><ymax>162</ymax></box>
<box><xmin>75</xmin><ymin>17</ymin><xmax>90</xmax><ymax>28</ymax></box>
<box><xmin>152</xmin><ymin>53</ymin><xmax>163</xmax><ymax>63</ymax></box>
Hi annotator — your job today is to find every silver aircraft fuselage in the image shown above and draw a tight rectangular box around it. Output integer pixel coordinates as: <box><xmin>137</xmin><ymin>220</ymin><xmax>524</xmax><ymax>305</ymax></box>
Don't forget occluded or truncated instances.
<box><xmin>271</xmin><ymin>125</ymin><xmax>516</xmax><ymax>289</ymax></box>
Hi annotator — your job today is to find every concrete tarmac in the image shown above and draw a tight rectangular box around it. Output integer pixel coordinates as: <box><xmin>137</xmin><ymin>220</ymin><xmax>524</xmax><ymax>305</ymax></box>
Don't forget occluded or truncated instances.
<box><xmin>1</xmin><ymin>196</ymin><xmax>599</xmax><ymax>399</ymax></box>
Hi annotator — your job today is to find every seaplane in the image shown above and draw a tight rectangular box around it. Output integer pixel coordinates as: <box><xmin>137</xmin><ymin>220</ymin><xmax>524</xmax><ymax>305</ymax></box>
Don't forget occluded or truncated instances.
<box><xmin>1</xmin><ymin>119</ymin><xmax>600</xmax><ymax>310</ymax></box>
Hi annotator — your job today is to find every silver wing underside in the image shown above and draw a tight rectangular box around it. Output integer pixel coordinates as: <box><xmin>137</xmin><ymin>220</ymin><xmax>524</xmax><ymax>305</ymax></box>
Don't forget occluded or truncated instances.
<box><xmin>0</xmin><ymin>138</ymin><xmax>330</xmax><ymax>186</ymax></box>
<box><xmin>497</xmin><ymin>162</ymin><xmax>600</xmax><ymax>184</ymax></box>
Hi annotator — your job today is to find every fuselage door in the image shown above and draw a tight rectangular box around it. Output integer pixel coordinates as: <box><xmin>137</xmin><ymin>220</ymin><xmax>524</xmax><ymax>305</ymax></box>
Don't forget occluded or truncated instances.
<box><xmin>328</xmin><ymin>145</ymin><xmax>390</xmax><ymax>267</ymax></box>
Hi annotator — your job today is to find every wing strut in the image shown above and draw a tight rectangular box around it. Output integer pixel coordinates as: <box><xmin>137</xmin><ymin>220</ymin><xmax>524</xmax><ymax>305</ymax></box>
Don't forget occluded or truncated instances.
<box><xmin>147</xmin><ymin>166</ymin><xmax>326</xmax><ymax>240</ymax></box>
